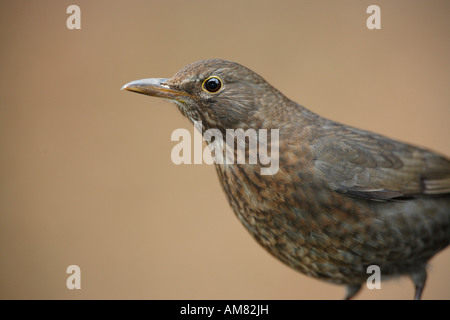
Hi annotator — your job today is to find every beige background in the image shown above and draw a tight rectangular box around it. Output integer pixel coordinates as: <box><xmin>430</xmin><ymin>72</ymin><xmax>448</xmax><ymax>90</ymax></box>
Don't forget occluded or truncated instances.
<box><xmin>0</xmin><ymin>0</ymin><xmax>449</xmax><ymax>300</ymax></box>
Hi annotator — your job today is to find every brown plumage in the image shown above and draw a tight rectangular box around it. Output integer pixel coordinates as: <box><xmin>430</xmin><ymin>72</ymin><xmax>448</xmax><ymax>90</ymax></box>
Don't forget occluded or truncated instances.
<box><xmin>122</xmin><ymin>59</ymin><xmax>450</xmax><ymax>299</ymax></box>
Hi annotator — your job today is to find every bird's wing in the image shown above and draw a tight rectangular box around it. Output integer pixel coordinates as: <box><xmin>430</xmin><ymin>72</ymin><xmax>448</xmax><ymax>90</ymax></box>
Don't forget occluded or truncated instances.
<box><xmin>311</xmin><ymin>123</ymin><xmax>450</xmax><ymax>201</ymax></box>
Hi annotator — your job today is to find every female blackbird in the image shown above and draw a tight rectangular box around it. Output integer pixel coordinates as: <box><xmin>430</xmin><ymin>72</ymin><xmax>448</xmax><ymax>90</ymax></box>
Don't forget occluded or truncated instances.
<box><xmin>122</xmin><ymin>59</ymin><xmax>450</xmax><ymax>299</ymax></box>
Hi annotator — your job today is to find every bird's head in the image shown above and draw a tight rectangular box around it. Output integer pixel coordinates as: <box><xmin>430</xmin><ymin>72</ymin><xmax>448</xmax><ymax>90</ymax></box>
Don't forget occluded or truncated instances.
<box><xmin>122</xmin><ymin>59</ymin><xmax>287</xmax><ymax>131</ymax></box>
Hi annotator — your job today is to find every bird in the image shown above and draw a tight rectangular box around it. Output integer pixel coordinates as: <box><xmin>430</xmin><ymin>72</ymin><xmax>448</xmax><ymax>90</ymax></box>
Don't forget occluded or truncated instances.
<box><xmin>122</xmin><ymin>59</ymin><xmax>450</xmax><ymax>299</ymax></box>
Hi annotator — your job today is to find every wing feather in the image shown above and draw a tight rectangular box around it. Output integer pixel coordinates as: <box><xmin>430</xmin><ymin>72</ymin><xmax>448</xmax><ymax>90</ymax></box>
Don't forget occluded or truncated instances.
<box><xmin>311</xmin><ymin>123</ymin><xmax>450</xmax><ymax>201</ymax></box>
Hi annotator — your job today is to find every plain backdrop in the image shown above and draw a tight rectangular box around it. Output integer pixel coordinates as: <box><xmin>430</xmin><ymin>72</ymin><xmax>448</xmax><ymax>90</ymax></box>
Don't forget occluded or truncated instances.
<box><xmin>0</xmin><ymin>0</ymin><xmax>449</xmax><ymax>299</ymax></box>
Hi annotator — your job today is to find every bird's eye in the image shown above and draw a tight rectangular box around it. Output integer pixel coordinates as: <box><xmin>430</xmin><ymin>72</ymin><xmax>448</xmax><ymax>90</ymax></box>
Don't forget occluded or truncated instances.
<box><xmin>202</xmin><ymin>76</ymin><xmax>222</xmax><ymax>93</ymax></box>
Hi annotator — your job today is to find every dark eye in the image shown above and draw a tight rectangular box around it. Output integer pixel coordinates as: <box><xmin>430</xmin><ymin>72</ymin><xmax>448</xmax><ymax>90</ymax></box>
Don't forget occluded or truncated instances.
<box><xmin>202</xmin><ymin>76</ymin><xmax>222</xmax><ymax>93</ymax></box>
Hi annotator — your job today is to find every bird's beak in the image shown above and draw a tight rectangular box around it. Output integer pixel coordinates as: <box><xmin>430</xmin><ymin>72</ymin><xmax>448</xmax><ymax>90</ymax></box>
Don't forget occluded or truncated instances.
<box><xmin>121</xmin><ymin>78</ymin><xmax>188</xmax><ymax>102</ymax></box>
